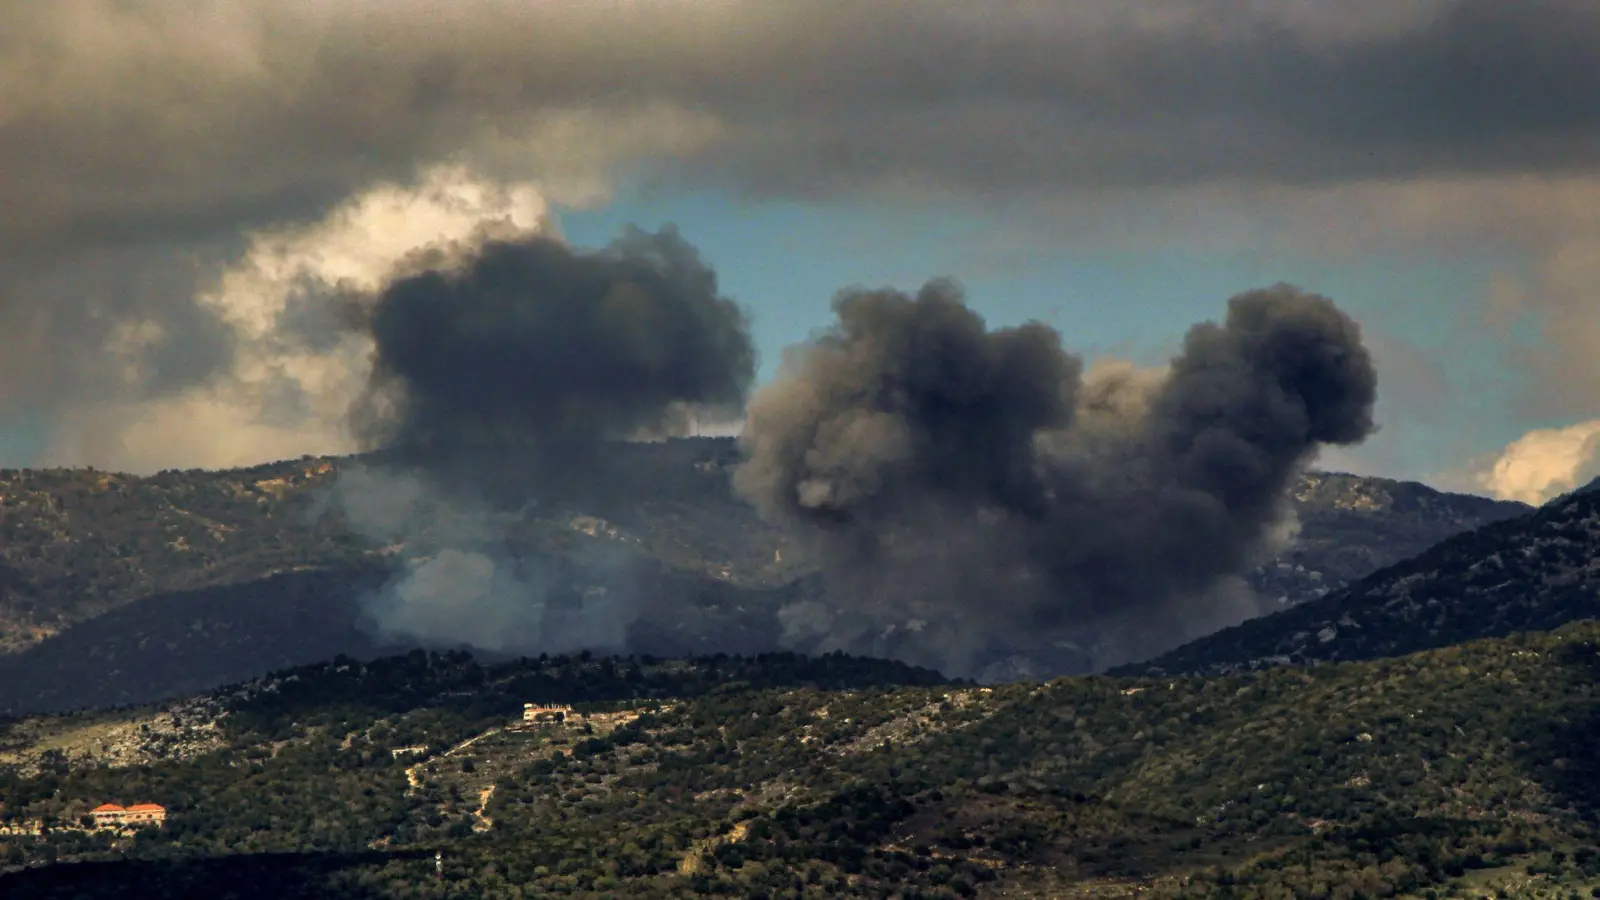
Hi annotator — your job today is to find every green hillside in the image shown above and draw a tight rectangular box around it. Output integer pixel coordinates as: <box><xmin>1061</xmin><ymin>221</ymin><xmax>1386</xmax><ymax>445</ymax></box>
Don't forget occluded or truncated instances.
<box><xmin>3</xmin><ymin>622</ymin><xmax>1600</xmax><ymax>898</ymax></box>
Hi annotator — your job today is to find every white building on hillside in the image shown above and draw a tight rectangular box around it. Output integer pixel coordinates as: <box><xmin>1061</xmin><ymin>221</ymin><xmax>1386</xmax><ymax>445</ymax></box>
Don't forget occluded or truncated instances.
<box><xmin>522</xmin><ymin>703</ymin><xmax>572</xmax><ymax>724</ymax></box>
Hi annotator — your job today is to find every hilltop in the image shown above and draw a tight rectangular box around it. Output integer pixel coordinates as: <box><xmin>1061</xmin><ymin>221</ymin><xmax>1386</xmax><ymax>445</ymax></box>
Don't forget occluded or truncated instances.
<box><xmin>1260</xmin><ymin>471</ymin><xmax>1528</xmax><ymax>607</ymax></box>
<box><xmin>0</xmin><ymin>440</ymin><xmax>1528</xmax><ymax>713</ymax></box>
<box><xmin>2</xmin><ymin>624</ymin><xmax>1600</xmax><ymax>897</ymax></box>
<box><xmin>1118</xmin><ymin>482</ymin><xmax>1600</xmax><ymax>679</ymax></box>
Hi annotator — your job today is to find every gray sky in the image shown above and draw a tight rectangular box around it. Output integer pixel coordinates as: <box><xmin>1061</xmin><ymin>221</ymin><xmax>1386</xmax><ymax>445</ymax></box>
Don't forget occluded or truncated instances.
<box><xmin>4</xmin><ymin>0</ymin><xmax>1599</xmax><ymax>500</ymax></box>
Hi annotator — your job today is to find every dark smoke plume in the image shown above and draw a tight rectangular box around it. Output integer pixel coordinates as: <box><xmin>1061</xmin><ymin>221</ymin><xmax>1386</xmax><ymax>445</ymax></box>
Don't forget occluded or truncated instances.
<box><xmin>355</xmin><ymin>225</ymin><xmax>755</xmax><ymax>454</ymax></box>
<box><xmin>735</xmin><ymin>281</ymin><xmax>1377</xmax><ymax>676</ymax></box>
<box><xmin>329</xmin><ymin>225</ymin><xmax>757</xmax><ymax>656</ymax></box>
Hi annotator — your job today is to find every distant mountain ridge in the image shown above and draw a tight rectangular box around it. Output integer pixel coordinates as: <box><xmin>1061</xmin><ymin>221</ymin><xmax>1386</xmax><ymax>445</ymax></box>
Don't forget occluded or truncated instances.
<box><xmin>0</xmin><ymin>440</ymin><xmax>1533</xmax><ymax>712</ymax></box>
<box><xmin>1249</xmin><ymin>470</ymin><xmax>1528</xmax><ymax>610</ymax></box>
<box><xmin>1116</xmin><ymin>485</ymin><xmax>1600</xmax><ymax>678</ymax></box>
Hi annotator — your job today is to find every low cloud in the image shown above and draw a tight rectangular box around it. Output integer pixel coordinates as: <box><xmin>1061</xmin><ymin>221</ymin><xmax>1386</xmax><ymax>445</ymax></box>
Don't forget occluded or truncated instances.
<box><xmin>1477</xmin><ymin>420</ymin><xmax>1600</xmax><ymax>504</ymax></box>
<box><xmin>43</xmin><ymin>166</ymin><xmax>552</xmax><ymax>471</ymax></box>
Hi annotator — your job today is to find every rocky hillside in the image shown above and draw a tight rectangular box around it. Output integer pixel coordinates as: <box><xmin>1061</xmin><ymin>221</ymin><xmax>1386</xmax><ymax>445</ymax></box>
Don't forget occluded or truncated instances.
<box><xmin>0</xmin><ymin>440</ymin><xmax>1528</xmax><ymax>711</ymax></box>
<box><xmin>0</xmin><ymin>459</ymin><xmax>362</xmax><ymax>655</ymax></box>
<box><xmin>0</xmin><ymin>441</ymin><xmax>1524</xmax><ymax>650</ymax></box>
<box><xmin>1249</xmin><ymin>471</ymin><xmax>1529</xmax><ymax>611</ymax></box>
<box><xmin>4</xmin><ymin>625</ymin><xmax>1600</xmax><ymax>897</ymax></box>
<box><xmin>1118</xmin><ymin>485</ymin><xmax>1600</xmax><ymax>678</ymax></box>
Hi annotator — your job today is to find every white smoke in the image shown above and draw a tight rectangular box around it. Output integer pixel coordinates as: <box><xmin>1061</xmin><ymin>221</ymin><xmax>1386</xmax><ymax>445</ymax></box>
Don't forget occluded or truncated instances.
<box><xmin>328</xmin><ymin>464</ymin><xmax>639</xmax><ymax>655</ymax></box>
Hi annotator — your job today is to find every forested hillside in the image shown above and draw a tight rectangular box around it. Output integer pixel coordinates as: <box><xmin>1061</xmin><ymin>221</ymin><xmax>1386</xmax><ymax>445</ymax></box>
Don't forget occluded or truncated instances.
<box><xmin>3</xmin><ymin>623</ymin><xmax>1600</xmax><ymax>897</ymax></box>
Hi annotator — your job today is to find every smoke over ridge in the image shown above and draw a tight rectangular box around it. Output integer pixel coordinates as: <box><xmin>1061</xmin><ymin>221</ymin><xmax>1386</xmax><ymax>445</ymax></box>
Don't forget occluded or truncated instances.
<box><xmin>326</xmin><ymin>225</ymin><xmax>757</xmax><ymax>655</ymax></box>
<box><xmin>736</xmin><ymin>281</ymin><xmax>1377</xmax><ymax>675</ymax></box>
<box><xmin>326</xmin><ymin>466</ymin><xmax>642</xmax><ymax>656</ymax></box>
<box><xmin>309</xmin><ymin>219</ymin><xmax>1375</xmax><ymax>676</ymax></box>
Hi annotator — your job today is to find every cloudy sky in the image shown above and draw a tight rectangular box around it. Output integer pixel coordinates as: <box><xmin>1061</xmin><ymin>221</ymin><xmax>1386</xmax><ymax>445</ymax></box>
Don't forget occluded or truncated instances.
<box><xmin>3</xmin><ymin>0</ymin><xmax>1598</xmax><ymax>503</ymax></box>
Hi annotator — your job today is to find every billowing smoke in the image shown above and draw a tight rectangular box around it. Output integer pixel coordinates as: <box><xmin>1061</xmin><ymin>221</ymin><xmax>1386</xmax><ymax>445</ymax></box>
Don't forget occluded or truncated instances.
<box><xmin>328</xmin><ymin>226</ymin><xmax>756</xmax><ymax>655</ymax></box>
<box><xmin>735</xmin><ymin>281</ymin><xmax>1377</xmax><ymax>676</ymax></box>
<box><xmin>354</xmin><ymin>225</ymin><xmax>754</xmax><ymax>454</ymax></box>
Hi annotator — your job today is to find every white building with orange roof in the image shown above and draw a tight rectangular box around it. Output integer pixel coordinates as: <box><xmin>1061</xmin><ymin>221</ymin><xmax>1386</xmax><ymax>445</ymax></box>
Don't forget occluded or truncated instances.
<box><xmin>90</xmin><ymin>803</ymin><xmax>126</xmax><ymax>827</ymax></box>
<box><xmin>90</xmin><ymin>802</ymin><xmax>167</xmax><ymax>828</ymax></box>
<box><xmin>124</xmin><ymin>803</ymin><xmax>167</xmax><ymax>824</ymax></box>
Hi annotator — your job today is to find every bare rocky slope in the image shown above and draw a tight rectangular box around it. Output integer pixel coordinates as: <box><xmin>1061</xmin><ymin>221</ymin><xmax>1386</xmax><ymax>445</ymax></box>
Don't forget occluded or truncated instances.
<box><xmin>0</xmin><ymin>439</ymin><xmax>1529</xmax><ymax>713</ymax></box>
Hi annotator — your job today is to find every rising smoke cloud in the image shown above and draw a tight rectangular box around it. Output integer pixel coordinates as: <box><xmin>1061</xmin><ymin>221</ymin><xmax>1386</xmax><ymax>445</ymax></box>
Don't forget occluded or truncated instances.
<box><xmin>328</xmin><ymin>225</ymin><xmax>756</xmax><ymax>655</ymax></box>
<box><xmin>353</xmin><ymin>225</ymin><xmax>755</xmax><ymax>454</ymax></box>
<box><xmin>736</xmin><ymin>281</ymin><xmax>1377</xmax><ymax>675</ymax></box>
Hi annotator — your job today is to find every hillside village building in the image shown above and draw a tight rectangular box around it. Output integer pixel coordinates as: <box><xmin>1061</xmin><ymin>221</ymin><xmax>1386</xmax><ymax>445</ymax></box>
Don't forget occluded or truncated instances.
<box><xmin>522</xmin><ymin>704</ymin><xmax>572</xmax><ymax>724</ymax></box>
<box><xmin>90</xmin><ymin>803</ymin><xmax>167</xmax><ymax>828</ymax></box>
